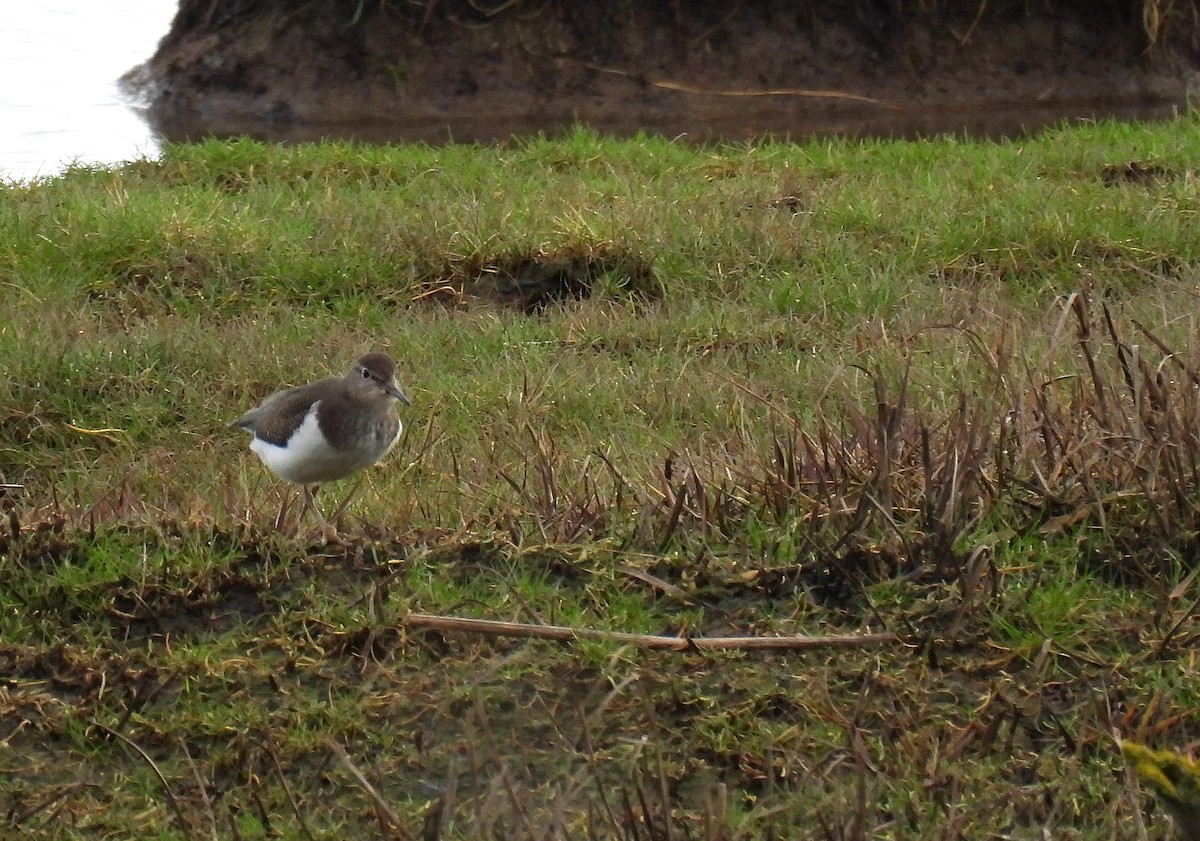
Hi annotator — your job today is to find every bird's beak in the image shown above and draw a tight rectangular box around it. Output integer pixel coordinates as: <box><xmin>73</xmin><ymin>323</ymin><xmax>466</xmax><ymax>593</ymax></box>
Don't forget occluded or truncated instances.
<box><xmin>387</xmin><ymin>384</ymin><xmax>411</xmax><ymax>405</ymax></box>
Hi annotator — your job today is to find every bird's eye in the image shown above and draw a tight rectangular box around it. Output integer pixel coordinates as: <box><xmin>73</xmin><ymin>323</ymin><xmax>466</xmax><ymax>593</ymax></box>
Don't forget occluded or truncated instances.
<box><xmin>362</xmin><ymin>368</ymin><xmax>371</xmax><ymax>379</ymax></box>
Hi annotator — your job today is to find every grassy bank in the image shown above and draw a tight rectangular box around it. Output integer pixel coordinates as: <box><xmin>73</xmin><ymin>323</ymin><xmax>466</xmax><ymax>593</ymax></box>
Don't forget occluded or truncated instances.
<box><xmin>2</xmin><ymin>120</ymin><xmax>1199</xmax><ymax>839</ymax></box>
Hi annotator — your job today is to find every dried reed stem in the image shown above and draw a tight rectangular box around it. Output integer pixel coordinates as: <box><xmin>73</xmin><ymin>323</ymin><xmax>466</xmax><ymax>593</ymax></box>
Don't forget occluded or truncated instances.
<box><xmin>404</xmin><ymin>613</ymin><xmax>898</xmax><ymax>650</ymax></box>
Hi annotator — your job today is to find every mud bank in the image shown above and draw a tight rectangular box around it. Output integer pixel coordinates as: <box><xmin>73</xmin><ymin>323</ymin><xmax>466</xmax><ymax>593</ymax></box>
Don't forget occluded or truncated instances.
<box><xmin>134</xmin><ymin>0</ymin><xmax>1200</xmax><ymax>142</ymax></box>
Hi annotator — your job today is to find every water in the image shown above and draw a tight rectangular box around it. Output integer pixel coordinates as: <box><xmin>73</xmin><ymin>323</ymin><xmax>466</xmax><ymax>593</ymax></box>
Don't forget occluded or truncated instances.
<box><xmin>0</xmin><ymin>1</ymin><xmax>177</xmax><ymax>183</ymax></box>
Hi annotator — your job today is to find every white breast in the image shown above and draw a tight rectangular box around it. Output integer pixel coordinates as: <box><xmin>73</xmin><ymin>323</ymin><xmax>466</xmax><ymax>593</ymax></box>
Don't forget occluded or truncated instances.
<box><xmin>248</xmin><ymin>404</ymin><xmax>399</xmax><ymax>485</ymax></box>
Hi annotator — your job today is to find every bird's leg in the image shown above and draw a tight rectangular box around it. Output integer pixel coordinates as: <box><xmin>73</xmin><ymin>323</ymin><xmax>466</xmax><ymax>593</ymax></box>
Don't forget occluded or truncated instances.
<box><xmin>327</xmin><ymin>475</ymin><xmax>366</xmax><ymax>527</ymax></box>
<box><xmin>301</xmin><ymin>484</ymin><xmax>341</xmax><ymax>544</ymax></box>
<box><xmin>273</xmin><ymin>492</ymin><xmax>290</xmax><ymax>534</ymax></box>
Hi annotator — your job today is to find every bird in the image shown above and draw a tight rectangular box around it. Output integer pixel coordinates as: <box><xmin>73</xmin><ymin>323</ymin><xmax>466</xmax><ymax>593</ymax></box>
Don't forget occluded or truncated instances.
<box><xmin>1122</xmin><ymin>740</ymin><xmax>1200</xmax><ymax>840</ymax></box>
<box><xmin>232</xmin><ymin>352</ymin><xmax>410</xmax><ymax>540</ymax></box>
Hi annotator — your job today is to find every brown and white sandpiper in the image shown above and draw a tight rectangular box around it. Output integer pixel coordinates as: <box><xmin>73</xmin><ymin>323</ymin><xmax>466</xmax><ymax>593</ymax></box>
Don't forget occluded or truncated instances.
<box><xmin>233</xmin><ymin>352</ymin><xmax>410</xmax><ymax>538</ymax></box>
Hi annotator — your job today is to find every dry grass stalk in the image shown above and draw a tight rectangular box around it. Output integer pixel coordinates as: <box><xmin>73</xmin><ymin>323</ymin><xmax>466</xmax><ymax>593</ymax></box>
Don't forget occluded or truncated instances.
<box><xmin>404</xmin><ymin>612</ymin><xmax>898</xmax><ymax>650</ymax></box>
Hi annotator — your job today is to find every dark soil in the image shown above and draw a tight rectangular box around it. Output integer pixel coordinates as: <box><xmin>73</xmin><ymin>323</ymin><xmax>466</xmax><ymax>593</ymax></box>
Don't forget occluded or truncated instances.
<box><xmin>133</xmin><ymin>0</ymin><xmax>1200</xmax><ymax>144</ymax></box>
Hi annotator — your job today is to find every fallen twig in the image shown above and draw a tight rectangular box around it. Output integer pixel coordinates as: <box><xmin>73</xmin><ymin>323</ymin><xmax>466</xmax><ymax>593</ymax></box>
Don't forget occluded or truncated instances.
<box><xmin>90</xmin><ymin>720</ymin><xmax>194</xmax><ymax>840</ymax></box>
<box><xmin>403</xmin><ymin>613</ymin><xmax>899</xmax><ymax>650</ymax></box>
<box><xmin>264</xmin><ymin>738</ymin><xmax>318</xmax><ymax>841</ymax></box>
<box><xmin>178</xmin><ymin>737</ymin><xmax>219</xmax><ymax>841</ymax></box>
<box><xmin>328</xmin><ymin>740</ymin><xmax>412</xmax><ymax>841</ymax></box>
<box><xmin>9</xmin><ymin>781</ymin><xmax>91</xmax><ymax>828</ymax></box>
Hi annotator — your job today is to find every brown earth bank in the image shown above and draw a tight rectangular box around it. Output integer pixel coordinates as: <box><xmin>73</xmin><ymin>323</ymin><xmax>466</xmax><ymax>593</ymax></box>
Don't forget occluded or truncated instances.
<box><xmin>136</xmin><ymin>0</ymin><xmax>1200</xmax><ymax>143</ymax></box>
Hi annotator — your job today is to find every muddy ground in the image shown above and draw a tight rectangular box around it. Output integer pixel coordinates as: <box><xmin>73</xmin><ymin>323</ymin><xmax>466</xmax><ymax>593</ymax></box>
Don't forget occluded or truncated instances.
<box><xmin>134</xmin><ymin>0</ymin><xmax>1200</xmax><ymax>143</ymax></box>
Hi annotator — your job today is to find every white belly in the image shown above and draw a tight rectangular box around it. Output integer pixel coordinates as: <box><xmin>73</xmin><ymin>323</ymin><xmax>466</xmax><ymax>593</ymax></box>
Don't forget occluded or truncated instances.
<box><xmin>249</xmin><ymin>407</ymin><xmax>401</xmax><ymax>485</ymax></box>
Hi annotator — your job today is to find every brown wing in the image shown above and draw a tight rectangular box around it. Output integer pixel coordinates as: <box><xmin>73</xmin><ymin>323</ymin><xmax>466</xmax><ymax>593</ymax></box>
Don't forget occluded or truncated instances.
<box><xmin>231</xmin><ymin>378</ymin><xmax>335</xmax><ymax>447</ymax></box>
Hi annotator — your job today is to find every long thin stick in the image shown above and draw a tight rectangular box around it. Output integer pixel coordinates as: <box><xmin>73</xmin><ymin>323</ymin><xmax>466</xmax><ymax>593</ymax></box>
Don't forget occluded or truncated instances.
<box><xmin>90</xmin><ymin>720</ymin><xmax>194</xmax><ymax>840</ymax></box>
<box><xmin>328</xmin><ymin>741</ymin><xmax>411</xmax><ymax>841</ymax></box>
<box><xmin>178</xmin><ymin>737</ymin><xmax>219</xmax><ymax>841</ymax></box>
<box><xmin>10</xmin><ymin>782</ymin><xmax>88</xmax><ymax>827</ymax></box>
<box><xmin>403</xmin><ymin>613</ymin><xmax>899</xmax><ymax>651</ymax></box>
<box><xmin>265</xmin><ymin>739</ymin><xmax>317</xmax><ymax>841</ymax></box>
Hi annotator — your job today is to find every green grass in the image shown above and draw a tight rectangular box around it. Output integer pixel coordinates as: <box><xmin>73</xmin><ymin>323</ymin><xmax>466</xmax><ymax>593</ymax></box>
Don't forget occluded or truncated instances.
<box><xmin>3</xmin><ymin>119</ymin><xmax>1200</xmax><ymax>839</ymax></box>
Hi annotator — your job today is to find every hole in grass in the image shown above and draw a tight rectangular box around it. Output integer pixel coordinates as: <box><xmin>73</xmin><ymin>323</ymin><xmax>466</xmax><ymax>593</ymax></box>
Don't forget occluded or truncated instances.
<box><xmin>932</xmin><ymin>241</ymin><xmax>1182</xmax><ymax>289</ymax></box>
<box><xmin>420</xmin><ymin>244</ymin><xmax>660</xmax><ymax>313</ymax></box>
<box><xmin>108</xmin><ymin>571</ymin><xmax>271</xmax><ymax>640</ymax></box>
<box><xmin>676</xmin><ymin>543</ymin><xmax>908</xmax><ymax>615</ymax></box>
<box><xmin>0</xmin><ymin>644</ymin><xmax>111</xmax><ymax>705</ymax></box>
<box><xmin>87</xmin><ymin>248</ymin><xmax>220</xmax><ymax>301</ymax></box>
<box><xmin>1100</xmin><ymin>160</ymin><xmax>1171</xmax><ymax>186</ymax></box>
